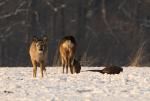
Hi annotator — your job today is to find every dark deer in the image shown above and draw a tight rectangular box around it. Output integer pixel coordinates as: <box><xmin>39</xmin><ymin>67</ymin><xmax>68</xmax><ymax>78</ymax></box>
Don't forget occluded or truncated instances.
<box><xmin>73</xmin><ymin>58</ymin><xmax>81</xmax><ymax>73</ymax></box>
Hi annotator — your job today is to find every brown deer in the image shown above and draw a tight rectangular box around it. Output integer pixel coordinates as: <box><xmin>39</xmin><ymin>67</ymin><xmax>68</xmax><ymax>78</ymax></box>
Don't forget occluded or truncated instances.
<box><xmin>59</xmin><ymin>36</ymin><xmax>76</xmax><ymax>74</ymax></box>
<box><xmin>29</xmin><ymin>35</ymin><xmax>48</xmax><ymax>78</ymax></box>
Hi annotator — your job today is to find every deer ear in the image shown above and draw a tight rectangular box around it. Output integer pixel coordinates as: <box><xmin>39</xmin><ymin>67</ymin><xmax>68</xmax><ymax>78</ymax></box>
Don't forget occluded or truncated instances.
<box><xmin>43</xmin><ymin>35</ymin><xmax>48</xmax><ymax>43</ymax></box>
<box><xmin>33</xmin><ymin>36</ymin><xmax>38</xmax><ymax>42</ymax></box>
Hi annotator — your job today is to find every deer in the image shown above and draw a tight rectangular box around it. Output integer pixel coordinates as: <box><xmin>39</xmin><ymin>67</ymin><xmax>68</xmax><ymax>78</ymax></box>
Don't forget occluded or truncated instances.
<box><xmin>29</xmin><ymin>35</ymin><xmax>48</xmax><ymax>78</ymax></box>
<box><xmin>59</xmin><ymin>35</ymin><xmax>77</xmax><ymax>74</ymax></box>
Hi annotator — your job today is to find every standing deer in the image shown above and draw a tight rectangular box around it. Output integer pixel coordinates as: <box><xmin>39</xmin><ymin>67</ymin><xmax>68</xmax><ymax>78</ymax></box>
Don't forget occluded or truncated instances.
<box><xmin>29</xmin><ymin>35</ymin><xmax>48</xmax><ymax>78</ymax></box>
<box><xmin>59</xmin><ymin>36</ymin><xmax>76</xmax><ymax>74</ymax></box>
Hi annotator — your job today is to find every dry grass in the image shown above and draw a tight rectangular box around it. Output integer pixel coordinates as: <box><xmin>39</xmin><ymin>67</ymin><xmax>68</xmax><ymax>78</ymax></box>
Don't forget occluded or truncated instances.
<box><xmin>129</xmin><ymin>42</ymin><xmax>146</xmax><ymax>67</ymax></box>
<box><xmin>80</xmin><ymin>52</ymin><xmax>98</xmax><ymax>66</ymax></box>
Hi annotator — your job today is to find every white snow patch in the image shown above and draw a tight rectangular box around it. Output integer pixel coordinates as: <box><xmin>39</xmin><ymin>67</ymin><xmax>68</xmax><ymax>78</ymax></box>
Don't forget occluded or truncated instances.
<box><xmin>0</xmin><ymin>67</ymin><xmax>150</xmax><ymax>101</ymax></box>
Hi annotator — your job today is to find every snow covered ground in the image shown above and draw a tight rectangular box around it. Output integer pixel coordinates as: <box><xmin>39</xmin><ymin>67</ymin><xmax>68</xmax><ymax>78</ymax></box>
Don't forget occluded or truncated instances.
<box><xmin>0</xmin><ymin>67</ymin><xmax>150</xmax><ymax>101</ymax></box>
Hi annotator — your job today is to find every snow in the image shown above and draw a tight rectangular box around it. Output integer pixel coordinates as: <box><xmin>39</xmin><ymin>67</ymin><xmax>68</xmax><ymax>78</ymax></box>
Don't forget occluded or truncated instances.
<box><xmin>0</xmin><ymin>67</ymin><xmax>150</xmax><ymax>101</ymax></box>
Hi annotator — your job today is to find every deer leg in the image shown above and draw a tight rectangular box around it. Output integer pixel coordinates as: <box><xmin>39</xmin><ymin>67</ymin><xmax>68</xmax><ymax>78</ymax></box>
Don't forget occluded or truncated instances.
<box><xmin>66</xmin><ymin>57</ymin><xmax>69</xmax><ymax>74</ymax></box>
<box><xmin>69</xmin><ymin>59</ymin><xmax>73</xmax><ymax>74</ymax></box>
<box><xmin>40</xmin><ymin>62</ymin><xmax>44</xmax><ymax>78</ymax></box>
<box><xmin>61</xmin><ymin>58</ymin><xmax>65</xmax><ymax>73</ymax></box>
<box><xmin>32</xmin><ymin>60</ymin><xmax>37</xmax><ymax>78</ymax></box>
<box><xmin>66</xmin><ymin>63</ymin><xmax>68</xmax><ymax>74</ymax></box>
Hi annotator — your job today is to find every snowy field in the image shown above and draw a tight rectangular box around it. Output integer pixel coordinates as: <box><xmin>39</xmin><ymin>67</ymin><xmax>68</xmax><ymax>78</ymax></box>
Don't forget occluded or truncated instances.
<box><xmin>0</xmin><ymin>67</ymin><xmax>150</xmax><ymax>101</ymax></box>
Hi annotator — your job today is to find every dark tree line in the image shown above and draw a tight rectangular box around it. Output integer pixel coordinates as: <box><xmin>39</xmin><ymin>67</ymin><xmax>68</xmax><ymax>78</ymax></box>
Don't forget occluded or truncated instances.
<box><xmin>0</xmin><ymin>0</ymin><xmax>150</xmax><ymax>67</ymax></box>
